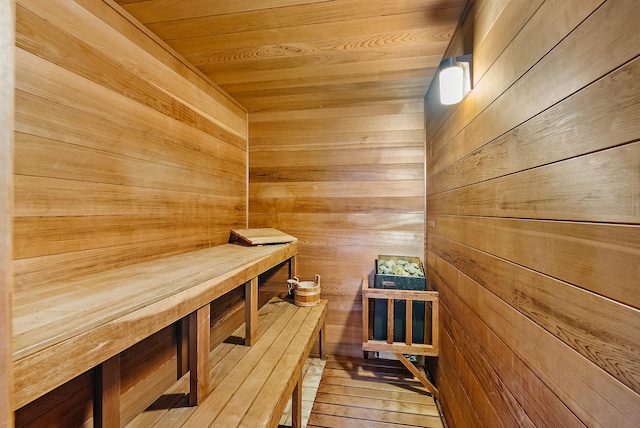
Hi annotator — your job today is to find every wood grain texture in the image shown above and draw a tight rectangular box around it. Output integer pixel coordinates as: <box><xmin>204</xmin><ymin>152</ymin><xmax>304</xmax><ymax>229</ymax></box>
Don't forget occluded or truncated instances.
<box><xmin>13</xmin><ymin>242</ymin><xmax>296</xmax><ymax>409</ymax></box>
<box><xmin>115</xmin><ymin>0</ymin><xmax>466</xmax><ymax>112</ymax></box>
<box><xmin>425</xmin><ymin>0</ymin><xmax>640</xmax><ymax>426</ymax></box>
<box><xmin>22</xmin><ymin>0</ymin><xmax>246</xmax><ymax>132</ymax></box>
<box><xmin>14</xmin><ymin>0</ymin><xmax>248</xmax><ymax>292</ymax></box>
<box><xmin>189</xmin><ymin>304</ymin><xmax>210</xmax><ymax>405</ymax></box>
<box><xmin>250</xmin><ymin>101</ymin><xmax>425</xmax><ymax>359</ymax></box>
<box><xmin>127</xmin><ymin>298</ymin><xmax>327</xmax><ymax>428</ymax></box>
<box><xmin>12</xmin><ymin>0</ymin><xmax>251</xmax><ymax>419</ymax></box>
<box><xmin>0</xmin><ymin>0</ymin><xmax>14</xmax><ymax>425</ymax></box>
<box><xmin>94</xmin><ymin>354</ymin><xmax>121</xmax><ymax>428</ymax></box>
<box><xmin>309</xmin><ymin>356</ymin><xmax>443</xmax><ymax>428</ymax></box>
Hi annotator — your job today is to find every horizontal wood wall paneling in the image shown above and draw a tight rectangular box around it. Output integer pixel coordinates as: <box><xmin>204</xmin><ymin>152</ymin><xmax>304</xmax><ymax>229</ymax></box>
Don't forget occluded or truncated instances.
<box><xmin>250</xmin><ymin>101</ymin><xmax>424</xmax><ymax>122</ymax></box>
<box><xmin>15</xmin><ymin>54</ymin><xmax>244</xmax><ymax>156</ymax></box>
<box><xmin>63</xmin><ymin>0</ymin><xmax>245</xmax><ymax>124</ymax></box>
<box><xmin>211</xmin><ymin>55</ymin><xmax>438</xmax><ymax>87</ymax></box>
<box><xmin>437</xmin><ymin>352</ymin><xmax>482</xmax><ymax>428</ymax></box>
<box><xmin>14</xmin><ymin>372</ymin><xmax>94</xmax><ymax>427</ymax></box>
<box><xmin>429</xmin><ymin>0</ymin><xmax>629</xmax><ymax>174</ymax></box>
<box><xmin>251</xmin><ymin>163</ymin><xmax>424</xmax><ymax>183</ymax></box>
<box><xmin>426</xmin><ymin>1</ymin><xmax>639</xmax><ymax>424</ymax></box>
<box><xmin>251</xmin><ymin>146</ymin><xmax>425</xmax><ymax>169</ymax></box>
<box><xmin>439</xmin><ymin>326</ymin><xmax>507</xmax><ymax>428</ymax></box>
<box><xmin>13</xmin><ymin>231</ymin><xmax>233</xmax><ymax>292</ymax></box>
<box><xmin>20</xmin><ymin>0</ymin><xmax>246</xmax><ymax>133</ymax></box>
<box><xmin>223</xmin><ymin>70</ymin><xmax>435</xmax><ymax>103</ymax></box>
<box><xmin>278</xmin><ymin>228</ymin><xmax>424</xmax><ymax>250</ymax></box>
<box><xmin>429</xmin><ymin>57</ymin><xmax>640</xmax><ymax>195</ymax></box>
<box><xmin>429</xmin><ymin>232</ymin><xmax>639</xmax><ymax>394</ymax></box>
<box><xmin>15</xmin><ymin>133</ymin><xmax>243</xmax><ymax>197</ymax></box>
<box><xmin>440</xmin><ymin>305</ymin><xmax>536</xmax><ymax>428</ymax></box>
<box><xmin>119</xmin><ymin>327</ymin><xmax>176</xmax><ymax>392</ymax></box>
<box><xmin>13</xmin><ymin>216</ymin><xmax>228</xmax><ymax>260</ymax></box>
<box><xmin>14</xmin><ymin>0</ymin><xmax>249</xmax><ymax>424</ymax></box>
<box><xmin>429</xmin><ymin>261</ymin><xmax>587</xmax><ymax>428</ymax></box>
<box><xmin>431</xmin><ymin>253</ymin><xmax>640</xmax><ymax>426</ymax></box>
<box><xmin>423</xmin><ymin>0</ymin><xmax>477</xmax><ymax>144</ymax></box>
<box><xmin>428</xmin><ymin>0</ymin><xmax>602</xmax><ymax>157</ymax></box>
<box><xmin>14</xmin><ymin>175</ymin><xmax>243</xmax><ymax>218</ymax></box>
<box><xmin>428</xmin><ymin>215</ymin><xmax>639</xmax><ymax>308</ymax></box>
<box><xmin>250</xmin><ymin>213</ymin><xmax>424</xmax><ymax>231</ymax></box>
<box><xmin>16</xmin><ymin>5</ymin><xmax>244</xmax><ymax>148</ymax></box>
<box><xmin>250</xmin><ymin>102</ymin><xmax>425</xmax><ymax>359</ymax></box>
<box><xmin>425</xmin><ymin>0</ymin><xmax>518</xmax><ymax>145</ymax></box>
<box><xmin>119</xmin><ymin>327</ymin><xmax>178</xmax><ymax>425</ymax></box>
<box><xmin>15</xmin><ymin>89</ymin><xmax>246</xmax><ymax>170</ymax></box>
<box><xmin>469</xmin><ymin>0</ymin><xmax>545</xmax><ymax>82</ymax></box>
<box><xmin>429</xmin><ymin>143</ymin><xmax>640</xmax><ymax>223</ymax></box>
<box><xmin>231</xmin><ymin>84</ymin><xmax>438</xmax><ymax>112</ymax></box>
<box><xmin>252</xmin><ymin>180</ymin><xmax>423</xmax><ymax>199</ymax></box>
<box><xmin>251</xmin><ymin>132</ymin><xmax>424</xmax><ymax>152</ymax></box>
<box><xmin>250</xmin><ymin>113</ymin><xmax>425</xmax><ymax>137</ymax></box>
<box><xmin>0</xmin><ymin>0</ymin><xmax>12</xmax><ymax>423</ymax></box>
<box><xmin>250</xmin><ymin>196</ymin><xmax>423</xmax><ymax>215</ymax></box>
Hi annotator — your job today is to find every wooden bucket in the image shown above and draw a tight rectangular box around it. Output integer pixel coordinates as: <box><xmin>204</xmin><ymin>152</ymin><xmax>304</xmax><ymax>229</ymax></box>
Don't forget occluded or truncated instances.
<box><xmin>287</xmin><ymin>274</ymin><xmax>321</xmax><ymax>307</ymax></box>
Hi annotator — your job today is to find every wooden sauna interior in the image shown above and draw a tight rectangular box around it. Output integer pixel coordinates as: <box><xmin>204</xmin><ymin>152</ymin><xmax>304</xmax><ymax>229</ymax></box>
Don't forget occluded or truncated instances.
<box><xmin>1</xmin><ymin>0</ymin><xmax>639</xmax><ymax>426</ymax></box>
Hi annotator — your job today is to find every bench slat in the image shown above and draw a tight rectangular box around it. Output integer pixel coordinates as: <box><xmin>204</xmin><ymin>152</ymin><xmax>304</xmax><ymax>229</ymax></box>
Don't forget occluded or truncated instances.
<box><xmin>235</xmin><ymin>302</ymin><xmax>327</xmax><ymax>427</ymax></box>
<box><xmin>128</xmin><ymin>298</ymin><xmax>327</xmax><ymax>428</ymax></box>
<box><xmin>210</xmin><ymin>307</ymin><xmax>313</xmax><ymax>426</ymax></box>
<box><xmin>182</xmin><ymin>301</ymin><xmax>302</xmax><ymax>427</ymax></box>
<box><xmin>12</xmin><ymin>242</ymin><xmax>297</xmax><ymax>409</ymax></box>
<box><xmin>126</xmin><ymin>302</ymin><xmax>291</xmax><ymax>428</ymax></box>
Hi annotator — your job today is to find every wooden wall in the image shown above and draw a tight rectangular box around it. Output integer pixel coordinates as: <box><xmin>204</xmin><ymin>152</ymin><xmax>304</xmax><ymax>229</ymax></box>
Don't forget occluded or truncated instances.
<box><xmin>424</xmin><ymin>0</ymin><xmax>640</xmax><ymax>426</ymax></box>
<box><xmin>249</xmin><ymin>101</ymin><xmax>425</xmax><ymax>358</ymax></box>
<box><xmin>1</xmin><ymin>0</ymin><xmax>15</xmax><ymax>426</ymax></box>
<box><xmin>13</xmin><ymin>0</ymin><xmax>248</xmax><ymax>425</ymax></box>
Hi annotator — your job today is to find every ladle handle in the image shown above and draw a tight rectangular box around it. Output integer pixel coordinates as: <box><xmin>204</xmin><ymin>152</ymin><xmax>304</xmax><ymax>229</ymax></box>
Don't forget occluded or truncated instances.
<box><xmin>287</xmin><ymin>276</ymin><xmax>300</xmax><ymax>295</ymax></box>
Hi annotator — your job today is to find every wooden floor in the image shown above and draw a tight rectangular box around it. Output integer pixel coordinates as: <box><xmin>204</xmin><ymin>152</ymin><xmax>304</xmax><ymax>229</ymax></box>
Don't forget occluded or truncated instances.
<box><xmin>307</xmin><ymin>356</ymin><xmax>444</xmax><ymax>428</ymax></box>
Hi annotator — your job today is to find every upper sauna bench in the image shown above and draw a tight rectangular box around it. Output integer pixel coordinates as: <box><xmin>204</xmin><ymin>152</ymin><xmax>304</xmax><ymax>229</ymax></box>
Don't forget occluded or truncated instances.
<box><xmin>11</xmin><ymin>229</ymin><xmax>298</xmax><ymax>410</ymax></box>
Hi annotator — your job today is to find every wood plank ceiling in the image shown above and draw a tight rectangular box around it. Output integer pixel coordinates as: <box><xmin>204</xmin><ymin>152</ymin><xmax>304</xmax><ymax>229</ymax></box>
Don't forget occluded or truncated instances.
<box><xmin>114</xmin><ymin>0</ymin><xmax>467</xmax><ymax>112</ymax></box>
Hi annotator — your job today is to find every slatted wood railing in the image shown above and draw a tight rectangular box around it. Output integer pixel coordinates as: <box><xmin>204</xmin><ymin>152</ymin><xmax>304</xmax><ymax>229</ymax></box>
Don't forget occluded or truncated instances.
<box><xmin>361</xmin><ymin>275</ymin><xmax>439</xmax><ymax>396</ymax></box>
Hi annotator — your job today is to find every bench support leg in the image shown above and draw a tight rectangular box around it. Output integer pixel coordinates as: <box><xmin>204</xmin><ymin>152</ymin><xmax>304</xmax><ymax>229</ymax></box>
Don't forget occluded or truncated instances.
<box><xmin>320</xmin><ymin>320</ymin><xmax>327</xmax><ymax>360</ymax></box>
<box><xmin>94</xmin><ymin>354</ymin><xmax>120</xmax><ymax>428</ymax></box>
<box><xmin>289</xmin><ymin>255</ymin><xmax>297</xmax><ymax>279</ymax></box>
<box><xmin>177</xmin><ymin>318</ymin><xmax>189</xmax><ymax>379</ymax></box>
<box><xmin>189</xmin><ymin>304</ymin><xmax>210</xmax><ymax>405</ymax></box>
<box><xmin>245</xmin><ymin>277</ymin><xmax>258</xmax><ymax>346</ymax></box>
<box><xmin>292</xmin><ymin>375</ymin><xmax>303</xmax><ymax>428</ymax></box>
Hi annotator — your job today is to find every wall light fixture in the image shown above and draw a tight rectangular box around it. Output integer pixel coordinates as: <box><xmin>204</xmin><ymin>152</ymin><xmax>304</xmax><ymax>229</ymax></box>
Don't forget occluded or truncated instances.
<box><xmin>438</xmin><ymin>54</ymin><xmax>473</xmax><ymax>105</ymax></box>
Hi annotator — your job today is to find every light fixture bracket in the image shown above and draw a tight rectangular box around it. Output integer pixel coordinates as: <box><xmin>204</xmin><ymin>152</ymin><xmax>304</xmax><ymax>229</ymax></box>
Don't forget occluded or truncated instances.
<box><xmin>438</xmin><ymin>54</ymin><xmax>473</xmax><ymax>105</ymax></box>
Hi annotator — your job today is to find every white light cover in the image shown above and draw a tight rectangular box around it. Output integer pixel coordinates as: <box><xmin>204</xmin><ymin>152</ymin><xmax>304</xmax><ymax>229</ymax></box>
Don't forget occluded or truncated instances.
<box><xmin>439</xmin><ymin>65</ymin><xmax>464</xmax><ymax>105</ymax></box>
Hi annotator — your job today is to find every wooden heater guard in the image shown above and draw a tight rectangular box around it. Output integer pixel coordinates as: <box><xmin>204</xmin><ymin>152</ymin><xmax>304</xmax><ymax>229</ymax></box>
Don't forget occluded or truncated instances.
<box><xmin>361</xmin><ymin>276</ymin><xmax>439</xmax><ymax>397</ymax></box>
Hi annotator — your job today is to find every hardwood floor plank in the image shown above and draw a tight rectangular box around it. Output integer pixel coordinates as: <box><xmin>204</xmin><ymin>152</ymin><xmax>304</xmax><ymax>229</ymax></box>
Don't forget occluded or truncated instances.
<box><xmin>311</xmin><ymin>402</ymin><xmax>442</xmax><ymax>426</ymax></box>
<box><xmin>317</xmin><ymin>383</ymin><xmax>434</xmax><ymax>405</ymax></box>
<box><xmin>309</xmin><ymin>356</ymin><xmax>443</xmax><ymax>427</ymax></box>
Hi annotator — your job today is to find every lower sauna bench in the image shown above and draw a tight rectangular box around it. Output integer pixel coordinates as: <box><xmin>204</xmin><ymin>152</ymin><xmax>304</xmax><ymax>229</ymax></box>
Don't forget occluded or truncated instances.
<box><xmin>127</xmin><ymin>297</ymin><xmax>328</xmax><ymax>428</ymax></box>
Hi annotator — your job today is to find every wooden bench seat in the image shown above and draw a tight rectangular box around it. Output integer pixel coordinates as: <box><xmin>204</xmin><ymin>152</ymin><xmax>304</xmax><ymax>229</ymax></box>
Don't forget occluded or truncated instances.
<box><xmin>12</xmin><ymin>241</ymin><xmax>298</xmax><ymax>411</ymax></box>
<box><xmin>127</xmin><ymin>297</ymin><xmax>327</xmax><ymax>428</ymax></box>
